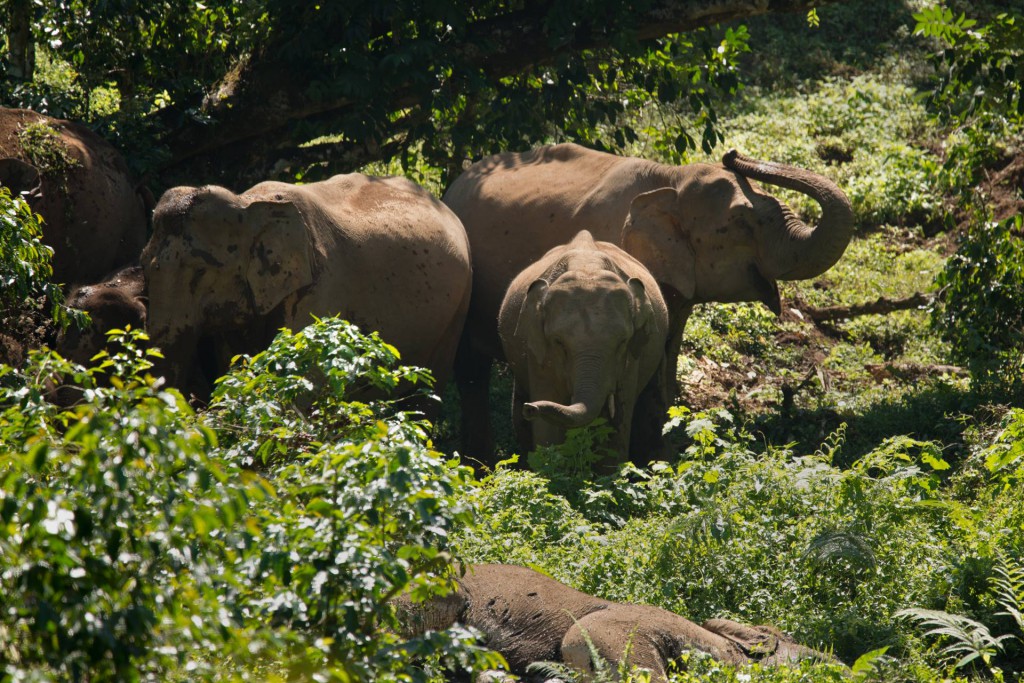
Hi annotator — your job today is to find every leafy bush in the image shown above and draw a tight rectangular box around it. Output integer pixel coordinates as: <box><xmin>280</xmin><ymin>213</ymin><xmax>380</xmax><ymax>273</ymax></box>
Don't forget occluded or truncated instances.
<box><xmin>0</xmin><ymin>320</ymin><xmax>500</xmax><ymax>682</ymax></box>
<box><xmin>933</xmin><ymin>214</ymin><xmax>1024</xmax><ymax>394</ymax></box>
<box><xmin>454</xmin><ymin>409</ymin><xmax>1024</xmax><ymax>677</ymax></box>
<box><xmin>0</xmin><ymin>187</ymin><xmax>73</xmax><ymax>329</ymax></box>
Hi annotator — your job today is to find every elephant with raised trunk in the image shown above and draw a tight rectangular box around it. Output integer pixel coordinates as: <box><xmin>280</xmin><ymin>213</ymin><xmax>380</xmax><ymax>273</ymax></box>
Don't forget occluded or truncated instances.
<box><xmin>394</xmin><ymin>564</ymin><xmax>837</xmax><ymax>682</ymax></box>
<box><xmin>443</xmin><ymin>144</ymin><xmax>854</xmax><ymax>461</ymax></box>
<box><xmin>498</xmin><ymin>230</ymin><xmax>668</xmax><ymax>468</ymax></box>
<box><xmin>141</xmin><ymin>174</ymin><xmax>472</xmax><ymax>400</ymax></box>
<box><xmin>0</xmin><ymin>107</ymin><xmax>151</xmax><ymax>287</ymax></box>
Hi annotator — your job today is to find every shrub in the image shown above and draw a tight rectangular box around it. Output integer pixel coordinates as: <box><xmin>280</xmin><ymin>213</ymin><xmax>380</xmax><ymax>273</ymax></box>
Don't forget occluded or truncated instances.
<box><xmin>933</xmin><ymin>214</ymin><xmax>1024</xmax><ymax>395</ymax></box>
<box><xmin>0</xmin><ymin>320</ymin><xmax>500</xmax><ymax>682</ymax></box>
<box><xmin>0</xmin><ymin>186</ymin><xmax>75</xmax><ymax>331</ymax></box>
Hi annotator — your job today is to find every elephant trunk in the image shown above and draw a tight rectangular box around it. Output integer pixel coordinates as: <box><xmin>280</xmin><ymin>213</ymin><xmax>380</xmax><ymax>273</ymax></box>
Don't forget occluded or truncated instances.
<box><xmin>151</xmin><ymin>331</ymin><xmax>198</xmax><ymax>394</ymax></box>
<box><xmin>723</xmin><ymin>150</ymin><xmax>854</xmax><ymax>281</ymax></box>
<box><xmin>523</xmin><ymin>353</ymin><xmax>609</xmax><ymax>428</ymax></box>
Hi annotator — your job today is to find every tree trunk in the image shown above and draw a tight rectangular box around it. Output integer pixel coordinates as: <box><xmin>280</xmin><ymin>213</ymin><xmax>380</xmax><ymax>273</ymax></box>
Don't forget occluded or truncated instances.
<box><xmin>4</xmin><ymin>0</ymin><xmax>35</xmax><ymax>82</ymax></box>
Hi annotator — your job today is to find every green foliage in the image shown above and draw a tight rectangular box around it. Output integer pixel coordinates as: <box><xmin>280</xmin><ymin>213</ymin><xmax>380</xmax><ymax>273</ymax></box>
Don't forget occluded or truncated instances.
<box><xmin>914</xmin><ymin>7</ymin><xmax>1023</xmax><ymax>126</ymax></box>
<box><xmin>933</xmin><ymin>214</ymin><xmax>1024</xmax><ymax>393</ymax></box>
<box><xmin>17</xmin><ymin>122</ymin><xmax>79</xmax><ymax>176</ymax></box>
<box><xmin>456</xmin><ymin>408</ymin><xmax>1024</xmax><ymax>675</ymax></box>
<box><xmin>0</xmin><ymin>320</ymin><xmax>499</xmax><ymax>682</ymax></box>
<box><xmin>897</xmin><ymin>553</ymin><xmax>1024</xmax><ymax>674</ymax></box>
<box><xmin>0</xmin><ymin>330</ymin><xmax>250</xmax><ymax>681</ymax></box>
<box><xmin>979</xmin><ymin>408</ymin><xmax>1024</xmax><ymax>490</ymax></box>
<box><xmin>0</xmin><ymin>187</ymin><xmax>74</xmax><ymax>329</ymax></box>
<box><xmin>207</xmin><ymin>318</ymin><xmax>435</xmax><ymax>466</ymax></box>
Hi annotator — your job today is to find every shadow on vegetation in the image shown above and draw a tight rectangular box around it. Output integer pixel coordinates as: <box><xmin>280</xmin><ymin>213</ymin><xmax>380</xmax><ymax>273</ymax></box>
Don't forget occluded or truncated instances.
<box><xmin>749</xmin><ymin>380</ymin><xmax>1013</xmax><ymax>468</ymax></box>
<box><xmin>732</xmin><ymin>0</ymin><xmax>922</xmax><ymax>88</ymax></box>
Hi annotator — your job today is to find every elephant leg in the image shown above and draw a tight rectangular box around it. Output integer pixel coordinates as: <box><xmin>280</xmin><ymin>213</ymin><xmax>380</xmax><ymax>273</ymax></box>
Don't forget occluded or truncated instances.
<box><xmin>511</xmin><ymin>378</ymin><xmax>533</xmax><ymax>457</ymax></box>
<box><xmin>560</xmin><ymin>610</ymin><xmax>668</xmax><ymax>683</ymax></box>
<box><xmin>602</xmin><ymin>400</ymin><xmax>634</xmax><ymax>473</ymax></box>
<box><xmin>630</xmin><ymin>299</ymin><xmax>693</xmax><ymax>464</ymax></box>
<box><xmin>701</xmin><ymin>618</ymin><xmax>836</xmax><ymax>665</ymax></box>
<box><xmin>628</xmin><ymin>366</ymin><xmax>671</xmax><ymax>465</ymax></box>
<box><xmin>455</xmin><ymin>334</ymin><xmax>496</xmax><ymax>465</ymax></box>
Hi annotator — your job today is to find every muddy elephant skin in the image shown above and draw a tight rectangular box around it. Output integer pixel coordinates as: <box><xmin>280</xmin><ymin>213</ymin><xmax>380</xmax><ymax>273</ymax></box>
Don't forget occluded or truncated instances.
<box><xmin>141</xmin><ymin>173</ymin><xmax>472</xmax><ymax>400</ymax></box>
<box><xmin>57</xmin><ymin>265</ymin><xmax>147</xmax><ymax>367</ymax></box>
<box><xmin>443</xmin><ymin>143</ymin><xmax>854</xmax><ymax>460</ymax></box>
<box><xmin>498</xmin><ymin>230</ymin><xmax>669</xmax><ymax>467</ymax></box>
<box><xmin>0</xmin><ymin>107</ymin><xmax>150</xmax><ymax>287</ymax></box>
<box><xmin>394</xmin><ymin>564</ymin><xmax>836</xmax><ymax>682</ymax></box>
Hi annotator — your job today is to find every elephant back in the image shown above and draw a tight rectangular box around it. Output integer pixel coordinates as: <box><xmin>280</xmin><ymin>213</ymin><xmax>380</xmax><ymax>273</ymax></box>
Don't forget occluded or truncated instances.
<box><xmin>0</xmin><ymin>107</ymin><xmax>149</xmax><ymax>287</ymax></box>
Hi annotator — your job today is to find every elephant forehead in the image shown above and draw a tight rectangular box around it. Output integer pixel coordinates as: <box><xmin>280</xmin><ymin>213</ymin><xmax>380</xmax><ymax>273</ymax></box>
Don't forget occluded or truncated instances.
<box><xmin>544</xmin><ymin>285</ymin><xmax>633</xmax><ymax>334</ymax></box>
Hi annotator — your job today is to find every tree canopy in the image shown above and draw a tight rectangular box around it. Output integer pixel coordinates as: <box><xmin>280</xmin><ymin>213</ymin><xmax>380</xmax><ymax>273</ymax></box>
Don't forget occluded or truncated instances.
<box><xmin>3</xmin><ymin>0</ymin><xmax>838</xmax><ymax>188</ymax></box>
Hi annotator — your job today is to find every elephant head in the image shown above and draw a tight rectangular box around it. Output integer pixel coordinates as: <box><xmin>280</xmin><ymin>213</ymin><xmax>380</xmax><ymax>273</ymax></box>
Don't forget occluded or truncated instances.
<box><xmin>141</xmin><ymin>185</ymin><xmax>314</xmax><ymax>389</ymax></box>
<box><xmin>57</xmin><ymin>266</ymin><xmax>147</xmax><ymax>367</ymax></box>
<box><xmin>513</xmin><ymin>232</ymin><xmax>662</xmax><ymax>435</ymax></box>
<box><xmin>622</xmin><ymin>150</ymin><xmax>854</xmax><ymax>315</ymax></box>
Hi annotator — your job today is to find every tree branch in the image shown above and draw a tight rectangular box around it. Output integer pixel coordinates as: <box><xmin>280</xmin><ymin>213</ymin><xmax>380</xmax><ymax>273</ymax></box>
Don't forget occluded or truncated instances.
<box><xmin>157</xmin><ymin>0</ymin><xmax>846</xmax><ymax>186</ymax></box>
<box><xmin>801</xmin><ymin>292</ymin><xmax>934</xmax><ymax>323</ymax></box>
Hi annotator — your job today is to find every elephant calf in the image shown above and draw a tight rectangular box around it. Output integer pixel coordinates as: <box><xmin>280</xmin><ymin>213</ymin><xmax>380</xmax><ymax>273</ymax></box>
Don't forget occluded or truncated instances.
<box><xmin>57</xmin><ymin>265</ymin><xmax>147</xmax><ymax>367</ymax></box>
<box><xmin>394</xmin><ymin>564</ymin><xmax>836</xmax><ymax>682</ymax></box>
<box><xmin>498</xmin><ymin>230</ymin><xmax>669</xmax><ymax>468</ymax></box>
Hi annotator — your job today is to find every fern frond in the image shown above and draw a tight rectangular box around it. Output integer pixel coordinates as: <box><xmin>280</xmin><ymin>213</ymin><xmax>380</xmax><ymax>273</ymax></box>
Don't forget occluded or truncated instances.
<box><xmin>802</xmin><ymin>529</ymin><xmax>877</xmax><ymax>571</ymax></box>
<box><xmin>526</xmin><ymin>659</ymin><xmax>579</xmax><ymax>682</ymax></box>
<box><xmin>896</xmin><ymin>607</ymin><xmax>1009</xmax><ymax>669</ymax></box>
<box><xmin>992</xmin><ymin>553</ymin><xmax>1024</xmax><ymax>636</ymax></box>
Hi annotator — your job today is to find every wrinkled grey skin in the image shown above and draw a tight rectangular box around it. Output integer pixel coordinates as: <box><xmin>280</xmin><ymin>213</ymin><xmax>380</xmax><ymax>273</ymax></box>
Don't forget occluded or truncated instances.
<box><xmin>498</xmin><ymin>230</ymin><xmax>669</xmax><ymax>468</ymax></box>
<box><xmin>57</xmin><ymin>265</ymin><xmax>147</xmax><ymax>366</ymax></box>
<box><xmin>49</xmin><ymin>265</ymin><xmax>147</xmax><ymax>405</ymax></box>
<box><xmin>0</xmin><ymin>107</ymin><xmax>151</xmax><ymax>287</ymax></box>
<box><xmin>443</xmin><ymin>144</ymin><xmax>854</xmax><ymax>462</ymax></box>
<box><xmin>394</xmin><ymin>564</ymin><xmax>837</xmax><ymax>682</ymax></box>
<box><xmin>141</xmin><ymin>174</ymin><xmax>472</xmax><ymax>400</ymax></box>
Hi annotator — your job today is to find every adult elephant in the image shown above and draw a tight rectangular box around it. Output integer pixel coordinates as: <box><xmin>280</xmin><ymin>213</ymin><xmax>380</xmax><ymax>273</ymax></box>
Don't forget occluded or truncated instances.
<box><xmin>141</xmin><ymin>174</ymin><xmax>472</xmax><ymax>400</ymax></box>
<box><xmin>0</xmin><ymin>107</ymin><xmax>150</xmax><ymax>286</ymax></box>
<box><xmin>395</xmin><ymin>564</ymin><xmax>836</xmax><ymax>682</ymax></box>
<box><xmin>499</xmin><ymin>230</ymin><xmax>668</xmax><ymax>468</ymax></box>
<box><xmin>443</xmin><ymin>144</ymin><xmax>854</xmax><ymax>462</ymax></box>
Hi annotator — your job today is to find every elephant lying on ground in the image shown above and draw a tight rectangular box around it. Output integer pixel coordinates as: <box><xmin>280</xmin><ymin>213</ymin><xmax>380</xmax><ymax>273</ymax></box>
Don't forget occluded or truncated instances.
<box><xmin>498</xmin><ymin>230</ymin><xmax>668</xmax><ymax>467</ymax></box>
<box><xmin>0</xmin><ymin>107</ymin><xmax>150</xmax><ymax>287</ymax></box>
<box><xmin>443</xmin><ymin>144</ymin><xmax>854</xmax><ymax>463</ymax></box>
<box><xmin>141</xmin><ymin>174</ymin><xmax>472</xmax><ymax>401</ymax></box>
<box><xmin>395</xmin><ymin>564</ymin><xmax>836</xmax><ymax>682</ymax></box>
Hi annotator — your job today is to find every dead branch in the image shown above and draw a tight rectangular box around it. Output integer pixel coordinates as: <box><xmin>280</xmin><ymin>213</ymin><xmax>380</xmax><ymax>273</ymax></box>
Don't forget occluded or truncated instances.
<box><xmin>801</xmin><ymin>292</ymin><xmax>934</xmax><ymax>323</ymax></box>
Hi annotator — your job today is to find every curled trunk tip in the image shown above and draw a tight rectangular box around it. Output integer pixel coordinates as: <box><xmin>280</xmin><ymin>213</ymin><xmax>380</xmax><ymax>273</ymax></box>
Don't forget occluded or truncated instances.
<box><xmin>523</xmin><ymin>399</ymin><xmax>600</xmax><ymax>427</ymax></box>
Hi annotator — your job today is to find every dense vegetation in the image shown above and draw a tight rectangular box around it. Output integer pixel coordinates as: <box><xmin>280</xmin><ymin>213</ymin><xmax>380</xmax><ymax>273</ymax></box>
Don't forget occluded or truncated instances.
<box><xmin>2</xmin><ymin>0</ymin><xmax>1023</xmax><ymax>681</ymax></box>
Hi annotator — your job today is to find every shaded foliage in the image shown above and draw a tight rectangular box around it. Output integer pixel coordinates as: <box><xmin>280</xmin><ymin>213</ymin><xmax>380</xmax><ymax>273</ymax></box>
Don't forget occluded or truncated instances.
<box><xmin>0</xmin><ymin>322</ymin><xmax>502</xmax><ymax>682</ymax></box>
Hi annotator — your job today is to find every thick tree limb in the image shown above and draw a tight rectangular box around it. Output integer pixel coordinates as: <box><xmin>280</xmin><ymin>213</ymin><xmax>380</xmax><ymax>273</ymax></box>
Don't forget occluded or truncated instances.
<box><xmin>802</xmin><ymin>292</ymin><xmax>934</xmax><ymax>323</ymax></box>
<box><xmin>157</xmin><ymin>0</ymin><xmax>847</xmax><ymax>186</ymax></box>
<box><xmin>865</xmin><ymin>362</ymin><xmax>968</xmax><ymax>382</ymax></box>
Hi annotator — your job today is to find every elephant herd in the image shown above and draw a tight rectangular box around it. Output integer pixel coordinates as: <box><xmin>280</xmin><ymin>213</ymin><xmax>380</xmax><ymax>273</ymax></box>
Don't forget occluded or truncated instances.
<box><xmin>3</xmin><ymin>105</ymin><xmax>852</xmax><ymax>679</ymax></box>
<box><xmin>2</xmin><ymin>106</ymin><xmax>855</xmax><ymax>469</ymax></box>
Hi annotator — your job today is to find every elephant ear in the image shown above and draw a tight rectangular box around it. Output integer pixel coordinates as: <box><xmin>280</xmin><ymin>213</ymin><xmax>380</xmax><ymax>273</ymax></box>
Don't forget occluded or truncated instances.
<box><xmin>245</xmin><ymin>199</ymin><xmax>314</xmax><ymax>315</ymax></box>
<box><xmin>622</xmin><ymin>187</ymin><xmax>696</xmax><ymax>300</ymax></box>
<box><xmin>515</xmin><ymin>278</ymin><xmax>549</xmax><ymax>364</ymax></box>
<box><xmin>626</xmin><ymin>277</ymin><xmax>655</xmax><ymax>357</ymax></box>
<box><xmin>0</xmin><ymin>158</ymin><xmax>42</xmax><ymax>198</ymax></box>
